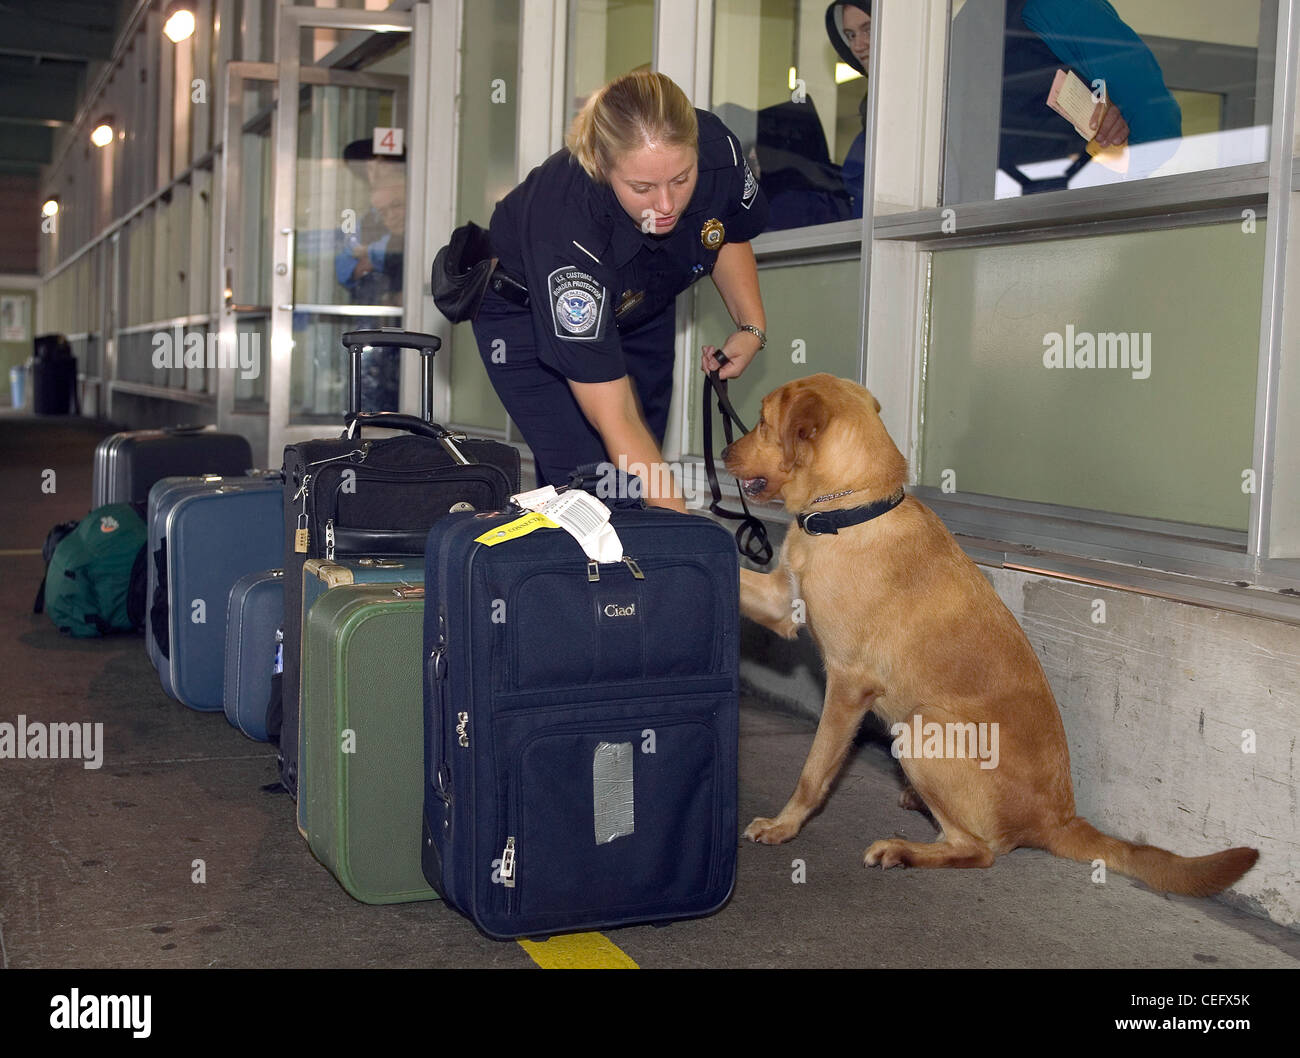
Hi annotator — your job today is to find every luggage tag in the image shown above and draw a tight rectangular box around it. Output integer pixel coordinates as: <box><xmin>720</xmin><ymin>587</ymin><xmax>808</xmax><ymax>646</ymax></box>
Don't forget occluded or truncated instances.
<box><xmin>474</xmin><ymin>509</ymin><xmax>561</xmax><ymax>547</ymax></box>
<box><xmin>505</xmin><ymin>486</ymin><xmax>624</xmax><ymax>565</ymax></box>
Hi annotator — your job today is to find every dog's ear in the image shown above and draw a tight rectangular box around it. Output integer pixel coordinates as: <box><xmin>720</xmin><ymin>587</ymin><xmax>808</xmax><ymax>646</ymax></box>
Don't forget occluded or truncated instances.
<box><xmin>872</xmin><ymin>394</ymin><xmax>882</xmax><ymax>413</ymax></box>
<box><xmin>779</xmin><ymin>387</ymin><xmax>829</xmax><ymax>472</ymax></box>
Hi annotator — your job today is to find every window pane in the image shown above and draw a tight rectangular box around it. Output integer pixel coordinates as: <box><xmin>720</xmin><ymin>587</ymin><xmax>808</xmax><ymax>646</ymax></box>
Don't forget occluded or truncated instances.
<box><xmin>944</xmin><ymin>0</ymin><xmax>1275</xmax><ymax>204</ymax></box>
<box><xmin>920</xmin><ymin>221</ymin><xmax>1263</xmax><ymax>529</ymax></box>
<box><xmin>566</xmin><ymin>0</ymin><xmax>656</xmax><ymax>127</ymax></box>
<box><xmin>289</xmin><ymin>27</ymin><xmax>410</xmax><ymax>420</ymax></box>
<box><xmin>712</xmin><ymin>0</ymin><xmax>871</xmax><ymax>232</ymax></box>
<box><xmin>448</xmin><ymin>0</ymin><xmax>521</xmax><ymax>431</ymax></box>
<box><xmin>688</xmin><ymin>258</ymin><xmax>861</xmax><ymax>453</ymax></box>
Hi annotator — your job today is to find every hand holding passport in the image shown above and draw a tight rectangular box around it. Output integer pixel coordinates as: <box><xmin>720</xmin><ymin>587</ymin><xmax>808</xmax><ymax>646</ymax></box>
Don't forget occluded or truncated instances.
<box><xmin>1047</xmin><ymin>68</ymin><xmax>1130</xmax><ymax>173</ymax></box>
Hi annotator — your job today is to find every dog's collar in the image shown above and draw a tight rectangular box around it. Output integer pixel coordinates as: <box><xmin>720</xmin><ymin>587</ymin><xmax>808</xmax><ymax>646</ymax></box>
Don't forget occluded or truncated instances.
<box><xmin>796</xmin><ymin>487</ymin><xmax>905</xmax><ymax>536</ymax></box>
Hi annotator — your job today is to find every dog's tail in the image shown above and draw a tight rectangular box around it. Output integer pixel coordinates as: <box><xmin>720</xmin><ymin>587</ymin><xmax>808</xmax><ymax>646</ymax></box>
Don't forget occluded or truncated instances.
<box><xmin>1043</xmin><ymin>817</ymin><xmax>1258</xmax><ymax>897</ymax></box>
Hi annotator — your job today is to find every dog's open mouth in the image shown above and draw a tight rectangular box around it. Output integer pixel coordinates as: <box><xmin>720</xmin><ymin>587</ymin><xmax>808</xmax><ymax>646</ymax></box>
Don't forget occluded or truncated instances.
<box><xmin>740</xmin><ymin>477</ymin><xmax>767</xmax><ymax>499</ymax></box>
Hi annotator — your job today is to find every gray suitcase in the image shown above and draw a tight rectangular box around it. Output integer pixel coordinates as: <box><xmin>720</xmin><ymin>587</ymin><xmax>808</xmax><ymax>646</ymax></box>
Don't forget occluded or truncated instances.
<box><xmin>94</xmin><ymin>426</ymin><xmax>253</xmax><ymax>508</ymax></box>
<box><xmin>223</xmin><ymin>568</ymin><xmax>285</xmax><ymax>742</ymax></box>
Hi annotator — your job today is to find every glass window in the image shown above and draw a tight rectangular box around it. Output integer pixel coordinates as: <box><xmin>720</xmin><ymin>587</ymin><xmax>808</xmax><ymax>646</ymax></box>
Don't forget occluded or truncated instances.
<box><xmin>447</xmin><ymin>0</ymin><xmax>521</xmax><ymax>432</ymax></box>
<box><xmin>565</xmin><ymin>0</ymin><xmax>656</xmax><ymax>128</ymax></box>
<box><xmin>688</xmin><ymin>257</ymin><xmax>862</xmax><ymax>453</ymax></box>
<box><xmin>288</xmin><ymin>25</ymin><xmax>410</xmax><ymax>421</ymax></box>
<box><xmin>920</xmin><ymin>220</ymin><xmax>1264</xmax><ymax>529</ymax></box>
<box><xmin>944</xmin><ymin>0</ymin><xmax>1276</xmax><ymax>204</ymax></box>
<box><xmin>711</xmin><ymin>0</ymin><xmax>873</xmax><ymax>233</ymax></box>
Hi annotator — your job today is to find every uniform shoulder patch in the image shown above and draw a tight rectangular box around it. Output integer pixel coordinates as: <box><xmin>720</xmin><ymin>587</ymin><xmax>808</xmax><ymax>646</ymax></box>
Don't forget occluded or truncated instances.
<box><xmin>741</xmin><ymin>157</ymin><xmax>759</xmax><ymax>210</ymax></box>
<box><xmin>548</xmin><ymin>266</ymin><xmax>608</xmax><ymax>342</ymax></box>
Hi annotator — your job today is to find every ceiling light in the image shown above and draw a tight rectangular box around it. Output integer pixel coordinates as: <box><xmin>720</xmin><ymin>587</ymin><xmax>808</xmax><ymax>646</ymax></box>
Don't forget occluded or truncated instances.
<box><xmin>42</xmin><ymin>199</ymin><xmax>60</xmax><ymax>218</ymax></box>
<box><xmin>164</xmin><ymin>3</ymin><xmax>196</xmax><ymax>43</ymax></box>
<box><xmin>90</xmin><ymin>120</ymin><xmax>114</xmax><ymax>147</ymax></box>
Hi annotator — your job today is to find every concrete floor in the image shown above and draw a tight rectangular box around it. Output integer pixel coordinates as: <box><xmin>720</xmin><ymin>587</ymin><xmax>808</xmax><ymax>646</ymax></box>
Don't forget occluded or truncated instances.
<box><xmin>2</xmin><ymin>413</ymin><xmax>1299</xmax><ymax>973</ymax></box>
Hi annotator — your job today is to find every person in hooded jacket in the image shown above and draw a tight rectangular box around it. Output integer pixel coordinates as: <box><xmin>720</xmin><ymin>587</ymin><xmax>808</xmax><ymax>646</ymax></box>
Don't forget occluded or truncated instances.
<box><xmin>825</xmin><ymin>0</ymin><xmax>872</xmax><ymax>219</ymax></box>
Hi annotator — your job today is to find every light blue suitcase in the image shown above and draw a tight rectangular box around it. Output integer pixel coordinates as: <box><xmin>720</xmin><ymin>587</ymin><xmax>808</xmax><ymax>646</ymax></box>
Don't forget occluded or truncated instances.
<box><xmin>146</xmin><ymin>474</ymin><xmax>284</xmax><ymax>711</ymax></box>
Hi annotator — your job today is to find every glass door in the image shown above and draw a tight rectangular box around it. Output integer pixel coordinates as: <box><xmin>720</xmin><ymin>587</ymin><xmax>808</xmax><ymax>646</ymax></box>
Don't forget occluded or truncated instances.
<box><xmin>221</xmin><ymin>62</ymin><xmax>277</xmax><ymax>415</ymax></box>
<box><xmin>268</xmin><ymin>6</ymin><xmax>414</xmax><ymax>461</ymax></box>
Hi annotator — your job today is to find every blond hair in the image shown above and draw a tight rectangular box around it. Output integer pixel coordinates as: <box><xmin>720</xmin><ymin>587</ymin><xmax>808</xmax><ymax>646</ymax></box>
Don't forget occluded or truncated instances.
<box><xmin>566</xmin><ymin>70</ymin><xmax>699</xmax><ymax>183</ymax></box>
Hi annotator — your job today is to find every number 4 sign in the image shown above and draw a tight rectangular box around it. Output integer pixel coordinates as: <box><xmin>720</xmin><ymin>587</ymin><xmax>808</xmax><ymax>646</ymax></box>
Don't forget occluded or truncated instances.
<box><xmin>372</xmin><ymin>127</ymin><xmax>404</xmax><ymax>157</ymax></box>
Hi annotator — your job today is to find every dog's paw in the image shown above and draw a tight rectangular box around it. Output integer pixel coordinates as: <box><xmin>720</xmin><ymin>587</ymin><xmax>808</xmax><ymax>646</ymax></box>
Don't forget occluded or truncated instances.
<box><xmin>744</xmin><ymin>816</ymin><xmax>799</xmax><ymax>845</ymax></box>
<box><xmin>864</xmin><ymin>839</ymin><xmax>911</xmax><ymax>869</ymax></box>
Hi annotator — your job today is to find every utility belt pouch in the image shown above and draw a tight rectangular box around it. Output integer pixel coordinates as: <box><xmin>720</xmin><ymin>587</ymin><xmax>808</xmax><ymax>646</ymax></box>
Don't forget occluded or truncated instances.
<box><xmin>431</xmin><ymin>222</ymin><xmax>498</xmax><ymax>323</ymax></box>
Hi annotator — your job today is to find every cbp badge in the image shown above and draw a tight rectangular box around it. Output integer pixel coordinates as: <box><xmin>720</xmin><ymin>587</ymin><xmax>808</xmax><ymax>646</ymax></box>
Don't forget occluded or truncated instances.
<box><xmin>701</xmin><ymin>219</ymin><xmax>725</xmax><ymax>251</ymax></box>
<box><xmin>548</xmin><ymin>266</ymin><xmax>607</xmax><ymax>341</ymax></box>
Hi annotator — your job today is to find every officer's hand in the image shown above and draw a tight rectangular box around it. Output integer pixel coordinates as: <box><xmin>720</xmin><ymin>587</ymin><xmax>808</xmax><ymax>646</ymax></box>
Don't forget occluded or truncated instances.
<box><xmin>702</xmin><ymin>330</ymin><xmax>761</xmax><ymax>380</ymax></box>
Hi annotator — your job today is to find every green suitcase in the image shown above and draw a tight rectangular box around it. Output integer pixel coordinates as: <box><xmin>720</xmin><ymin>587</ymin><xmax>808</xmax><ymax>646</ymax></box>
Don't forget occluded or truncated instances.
<box><xmin>298</xmin><ymin>557</ymin><xmax>422</xmax><ymax>835</ymax></box>
<box><xmin>300</xmin><ymin>580</ymin><xmax>438</xmax><ymax>903</ymax></box>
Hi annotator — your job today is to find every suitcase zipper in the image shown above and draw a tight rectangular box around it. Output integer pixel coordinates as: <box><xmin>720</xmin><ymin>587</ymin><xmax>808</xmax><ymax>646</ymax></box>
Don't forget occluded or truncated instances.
<box><xmin>500</xmin><ymin>836</ymin><xmax>516</xmax><ymax>888</ymax></box>
<box><xmin>315</xmin><ymin>465</ymin><xmax>507</xmax><ymax>560</ymax></box>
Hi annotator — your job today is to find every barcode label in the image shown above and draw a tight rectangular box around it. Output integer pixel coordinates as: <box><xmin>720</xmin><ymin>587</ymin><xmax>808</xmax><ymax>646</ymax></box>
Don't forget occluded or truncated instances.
<box><xmin>543</xmin><ymin>491</ymin><xmax>608</xmax><ymax>539</ymax></box>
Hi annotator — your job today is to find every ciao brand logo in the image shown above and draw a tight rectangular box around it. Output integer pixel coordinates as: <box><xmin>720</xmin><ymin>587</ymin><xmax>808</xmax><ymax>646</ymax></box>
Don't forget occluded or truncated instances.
<box><xmin>603</xmin><ymin>602</ymin><xmax>636</xmax><ymax>619</ymax></box>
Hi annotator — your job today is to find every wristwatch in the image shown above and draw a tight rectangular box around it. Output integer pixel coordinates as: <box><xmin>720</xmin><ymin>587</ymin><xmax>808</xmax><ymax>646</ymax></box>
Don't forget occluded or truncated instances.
<box><xmin>736</xmin><ymin>323</ymin><xmax>767</xmax><ymax>350</ymax></box>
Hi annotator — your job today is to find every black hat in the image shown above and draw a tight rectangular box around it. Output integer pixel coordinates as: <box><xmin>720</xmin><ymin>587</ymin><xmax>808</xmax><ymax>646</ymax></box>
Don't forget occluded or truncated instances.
<box><xmin>825</xmin><ymin>0</ymin><xmax>872</xmax><ymax>76</ymax></box>
<box><xmin>343</xmin><ymin>138</ymin><xmax>407</xmax><ymax>164</ymax></box>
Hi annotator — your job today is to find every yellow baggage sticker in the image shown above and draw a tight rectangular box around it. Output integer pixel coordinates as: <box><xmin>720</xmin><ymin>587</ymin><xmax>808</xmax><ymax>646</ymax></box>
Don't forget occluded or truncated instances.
<box><xmin>474</xmin><ymin>511</ymin><xmax>561</xmax><ymax>546</ymax></box>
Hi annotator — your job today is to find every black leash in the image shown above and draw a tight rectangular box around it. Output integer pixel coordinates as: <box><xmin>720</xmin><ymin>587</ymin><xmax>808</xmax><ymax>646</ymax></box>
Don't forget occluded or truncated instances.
<box><xmin>701</xmin><ymin>363</ymin><xmax>773</xmax><ymax>566</ymax></box>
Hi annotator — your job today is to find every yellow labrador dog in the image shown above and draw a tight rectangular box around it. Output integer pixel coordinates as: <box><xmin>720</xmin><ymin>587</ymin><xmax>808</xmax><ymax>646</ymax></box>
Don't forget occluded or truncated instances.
<box><xmin>725</xmin><ymin>373</ymin><xmax>1257</xmax><ymax>897</ymax></box>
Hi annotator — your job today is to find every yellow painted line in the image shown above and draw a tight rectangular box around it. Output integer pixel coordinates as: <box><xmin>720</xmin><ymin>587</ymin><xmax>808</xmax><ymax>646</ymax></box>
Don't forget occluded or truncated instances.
<box><xmin>518</xmin><ymin>932</ymin><xmax>639</xmax><ymax>969</ymax></box>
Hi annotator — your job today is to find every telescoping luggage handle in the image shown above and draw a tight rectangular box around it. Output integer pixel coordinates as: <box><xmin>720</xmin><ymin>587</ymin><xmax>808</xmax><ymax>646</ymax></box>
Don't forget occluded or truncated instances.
<box><xmin>340</xmin><ymin>329</ymin><xmax>472</xmax><ymax>466</ymax></box>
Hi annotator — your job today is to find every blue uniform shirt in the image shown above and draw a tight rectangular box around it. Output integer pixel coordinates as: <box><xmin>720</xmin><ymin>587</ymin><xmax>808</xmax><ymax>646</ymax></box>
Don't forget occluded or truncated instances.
<box><xmin>488</xmin><ymin>109</ymin><xmax>770</xmax><ymax>385</ymax></box>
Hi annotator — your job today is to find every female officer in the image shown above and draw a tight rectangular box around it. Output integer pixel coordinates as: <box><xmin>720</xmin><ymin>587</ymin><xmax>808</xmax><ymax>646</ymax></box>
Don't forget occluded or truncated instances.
<box><xmin>471</xmin><ymin>70</ymin><xmax>770</xmax><ymax>511</ymax></box>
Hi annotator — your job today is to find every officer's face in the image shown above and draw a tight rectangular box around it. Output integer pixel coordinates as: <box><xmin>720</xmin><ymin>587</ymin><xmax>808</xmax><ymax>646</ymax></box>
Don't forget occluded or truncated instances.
<box><xmin>605</xmin><ymin>143</ymin><xmax>699</xmax><ymax>235</ymax></box>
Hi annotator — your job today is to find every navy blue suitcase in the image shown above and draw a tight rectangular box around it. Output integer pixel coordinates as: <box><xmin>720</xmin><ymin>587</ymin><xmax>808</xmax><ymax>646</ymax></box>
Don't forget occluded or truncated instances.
<box><xmin>421</xmin><ymin>501</ymin><xmax>740</xmax><ymax>939</ymax></box>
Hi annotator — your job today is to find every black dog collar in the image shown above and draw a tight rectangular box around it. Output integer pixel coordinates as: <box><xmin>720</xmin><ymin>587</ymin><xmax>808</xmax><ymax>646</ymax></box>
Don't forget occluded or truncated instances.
<box><xmin>796</xmin><ymin>487</ymin><xmax>905</xmax><ymax>536</ymax></box>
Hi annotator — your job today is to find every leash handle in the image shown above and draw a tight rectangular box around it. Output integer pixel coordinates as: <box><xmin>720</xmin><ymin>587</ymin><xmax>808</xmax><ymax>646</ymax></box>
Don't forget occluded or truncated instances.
<box><xmin>702</xmin><ymin>362</ymin><xmax>773</xmax><ymax>567</ymax></box>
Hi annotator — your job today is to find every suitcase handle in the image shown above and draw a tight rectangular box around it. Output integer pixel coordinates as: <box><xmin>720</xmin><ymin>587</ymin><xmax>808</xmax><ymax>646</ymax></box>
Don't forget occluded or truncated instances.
<box><xmin>343</xmin><ymin>411</ymin><xmax>473</xmax><ymax>466</ymax></box>
<box><xmin>342</xmin><ymin>329</ymin><xmax>442</xmax><ymax>424</ymax></box>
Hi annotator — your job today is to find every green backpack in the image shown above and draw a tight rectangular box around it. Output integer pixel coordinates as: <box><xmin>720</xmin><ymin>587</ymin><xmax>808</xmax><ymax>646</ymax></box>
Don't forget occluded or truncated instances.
<box><xmin>37</xmin><ymin>503</ymin><xmax>149</xmax><ymax>638</ymax></box>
